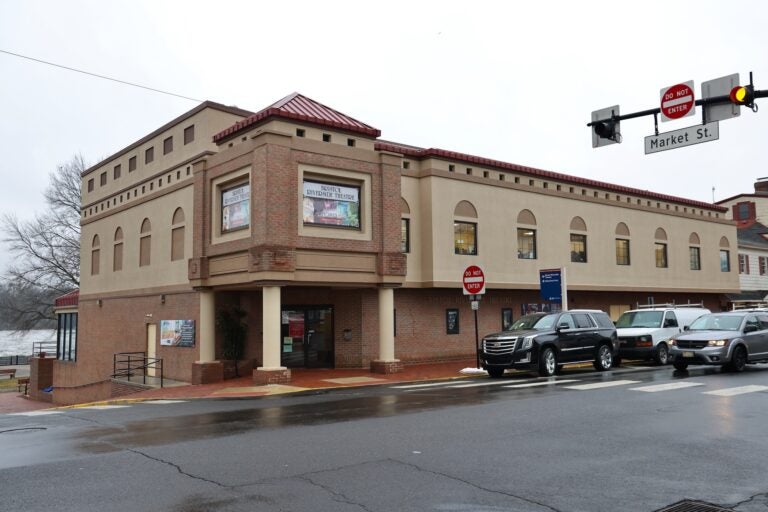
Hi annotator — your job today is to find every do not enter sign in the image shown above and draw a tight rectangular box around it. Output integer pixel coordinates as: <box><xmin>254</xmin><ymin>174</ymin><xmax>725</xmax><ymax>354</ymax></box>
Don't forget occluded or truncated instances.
<box><xmin>462</xmin><ymin>265</ymin><xmax>485</xmax><ymax>295</ymax></box>
<box><xmin>660</xmin><ymin>81</ymin><xmax>696</xmax><ymax>122</ymax></box>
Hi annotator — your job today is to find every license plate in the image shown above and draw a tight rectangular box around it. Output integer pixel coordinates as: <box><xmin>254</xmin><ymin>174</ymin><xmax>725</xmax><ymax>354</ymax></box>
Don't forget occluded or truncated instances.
<box><xmin>683</xmin><ymin>351</ymin><xmax>694</xmax><ymax>358</ymax></box>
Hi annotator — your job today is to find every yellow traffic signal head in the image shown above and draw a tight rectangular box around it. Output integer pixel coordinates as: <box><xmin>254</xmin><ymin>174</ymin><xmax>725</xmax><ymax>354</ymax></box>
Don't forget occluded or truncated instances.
<box><xmin>730</xmin><ymin>85</ymin><xmax>754</xmax><ymax>106</ymax></box>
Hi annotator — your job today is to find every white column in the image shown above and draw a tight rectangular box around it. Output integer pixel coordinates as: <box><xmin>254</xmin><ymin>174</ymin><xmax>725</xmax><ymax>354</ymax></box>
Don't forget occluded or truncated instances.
<box><xmin>261</xmin><ymin>286</ymin><xmax>285</xmax><ymax>370</ymax></box>
<box><xmin>199</xmin><ymin>289</ymin><xmax>215</xmax><ymax>362</ymax></box>
<box><xmin>378</xmin><ymin>287</ymin><xmax>396</xmax><ymax>361</ymax></box>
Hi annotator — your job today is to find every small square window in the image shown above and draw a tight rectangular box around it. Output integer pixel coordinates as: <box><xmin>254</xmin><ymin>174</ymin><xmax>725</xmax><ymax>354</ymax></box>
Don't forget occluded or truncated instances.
<box><xmin>145</xmin><ymin>147</ymin><xmax>154</xmax><ymax>164</ymax></box>
<box><xmin>88</xmin><ymin>178</ymin><xmax>94</xmax><ymax>192</ymax></box>
<box><xmin>514</xmin><ymin>177</ymin><xmax>520</xmax><ymax>184</ymax></box>
<box><xmin>466</xmin><ymin>167</ymin><xmax>473</xmax><ymax>175</ymax></box>
<box><xmin>322</xmin><ymin>133</ymin><xmax>331</xmax><ymax>142</ymax></box>
<box><xmin>569</xmin><ymin>187</ymin><xmax>574</xmax><ymax>193</ymax></box>
<box><xmin>113</xmin><ymin>164</ymin><xmax>121</xmax><ymax>180</ymax></box>
<box><xmin>163</xmin><ymin>136</ymin><xmax>173</xmax><ymax>155</ymax></box>
<box><xmin>556</xmin><ymin>185</ymin><xmax>561</xmax><ymax>191</ymax></box>
<box><xmin>129</xmin><ymin>156</ymin><xmax>137</xmax><ymax>172</ymax></box>
<box><xmin>499</xmin><ymin>175</ymin><xmax>505</xmax><ymax>181</ymax></box>
<box><xmin>100</xmin><ymin>172</ymin><xmax>107</xmax><ymax>187</ymax></box>
<box><xmin>296</xmin><ymin>128</ymin><xmax>305</xmax><ymax>137</ymax></box>
<box><xmin>449</xmin><ymin>165</ymin><xmax>455</xmax><ymax>172</ymax></box>
<box><xmin>177</xmin><ymin>171</ymin><xmax>181</xmax><ymax>179</ymax></box>
<box><xmin>483</xmin><ymin>171</ymin><xmax>489</xmax><ymax>178</ymax></box>
<box><xmin>529</xmin><ymin>179</ymin><xmax>534</xmax><ymax>186</ymax></box>
<box><xmin>184</xmin><ymin>125</ymin><xmax>195</xmax><ymax>145</ymax></box>
<box><xmin>403</xmin><ymin>161</ymin><xmax>410</xmax><ymax>170</ymax></box>
<box><xmin>347</xmin><ymin>138</ymin><xmax>356</xmax><ymax>147</ymax></box>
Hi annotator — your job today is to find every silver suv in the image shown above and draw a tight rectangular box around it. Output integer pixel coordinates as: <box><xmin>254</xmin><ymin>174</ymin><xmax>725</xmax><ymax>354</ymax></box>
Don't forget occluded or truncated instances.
<box><xmin>669</xmin><ymin>311</ymin><xmax>768</xmax><ymax>372</ymax></box>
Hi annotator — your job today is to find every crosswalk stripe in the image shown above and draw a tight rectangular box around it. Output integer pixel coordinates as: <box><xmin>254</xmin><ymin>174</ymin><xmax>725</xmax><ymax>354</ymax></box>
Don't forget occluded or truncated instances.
<box><xmin>630</xmin><ymin>382</ymin><xmax>706</xmax><ymax>393</ymax></box>
<box><xmin>564</xmin><ymin>380</ymin><xmax>640</xmax><ymax>390</ymax></box>
<box><xmin>75</xmin><ymin>405</ymin><xmax>132</xmax><ymax>410</ymax></box>
<box><xmin>8</xmin><ymin>410</ymin><xmax>64</xmax><ymax>416</ymax></box>
<box><xmin>393</xmin><ymin>381</ymin><xmax>465</xmax><ymax>390</ymax></box>
<box><xmin>449</xmin><ymin>378</ymin><xmax>538</xmax><ymax>389</ymax></box>
<box><xmin>703</xmin><ymin>385</ymin><xmax>768</xmax><ymax>397</ymax></box>
<box><xmin>503</xmin><ymin>379</ymin><xmax>580</xmax><ymax>389</ymax></box>
<box><xmin>144</xmin><ymin>400</ymin><xmax>188</xmax><ymax>404</ymax></box>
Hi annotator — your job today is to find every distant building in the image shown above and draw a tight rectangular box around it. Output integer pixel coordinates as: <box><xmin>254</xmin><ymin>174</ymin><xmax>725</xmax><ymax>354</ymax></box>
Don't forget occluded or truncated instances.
<box><xmin>50</xmin><ymin>93</ymin><xmax>738</xmax><ymax>404</ymax></box>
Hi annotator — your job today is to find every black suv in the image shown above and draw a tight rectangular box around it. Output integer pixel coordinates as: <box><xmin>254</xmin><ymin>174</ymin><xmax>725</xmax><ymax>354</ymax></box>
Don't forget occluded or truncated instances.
<box><xmin>480</xmin><ymin>310</ymin><xmax>618</xmax><ymax>377</ymax></box>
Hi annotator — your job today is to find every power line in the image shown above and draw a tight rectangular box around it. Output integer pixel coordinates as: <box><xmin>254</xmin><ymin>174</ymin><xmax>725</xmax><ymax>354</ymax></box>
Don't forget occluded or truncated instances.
<box><xmin>0</xmin><ymin>49</ymin><xmax>202</xmax><ymax>103</ymax></box>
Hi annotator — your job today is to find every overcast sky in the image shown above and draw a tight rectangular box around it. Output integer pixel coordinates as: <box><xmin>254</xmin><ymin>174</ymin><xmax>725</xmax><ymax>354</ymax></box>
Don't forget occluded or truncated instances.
<box><xmin>1</xmin><ymin>1</ymin><xmax>767</xmax><ymax>274</ymax></box>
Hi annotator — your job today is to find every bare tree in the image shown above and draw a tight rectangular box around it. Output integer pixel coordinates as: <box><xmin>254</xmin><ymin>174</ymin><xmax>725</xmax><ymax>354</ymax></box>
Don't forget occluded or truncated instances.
<box><xmin>0</xmin><ymin>154</ymin><xmax>85</xmax><ymax>330</ymax></box>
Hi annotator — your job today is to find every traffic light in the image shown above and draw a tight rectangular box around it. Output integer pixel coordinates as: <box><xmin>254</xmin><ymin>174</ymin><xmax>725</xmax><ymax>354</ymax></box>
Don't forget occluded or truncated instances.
<box><xmin>591</xmin><ymin>105</ymin><xmax>621</xmax><ymax>148</ymax></box>
<box><xmin>730</xmin><ymin>85</ymin><xmax>755</xmax><ymax>107</ymax></box>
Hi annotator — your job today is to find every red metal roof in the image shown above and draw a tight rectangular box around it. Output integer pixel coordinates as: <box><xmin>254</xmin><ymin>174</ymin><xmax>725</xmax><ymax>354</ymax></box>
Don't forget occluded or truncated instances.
<box><xmin>54</xmin><ymin>289</ymin><xmax>79</xmax><ymax>308</ymax></box>
<box><xmin>376</xmin><ymin>141</ymin><xmax>727</xmax><ymax>213</ymax></box>
<box><xmin>213</xmin><ymin>93</ymin><xmax>380</xmax><ymax>143</ymax></box>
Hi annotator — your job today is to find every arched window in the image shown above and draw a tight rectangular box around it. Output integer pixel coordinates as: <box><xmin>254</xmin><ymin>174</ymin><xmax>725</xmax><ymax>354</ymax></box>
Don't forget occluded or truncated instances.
<box><xmin>91</xmin><ymin>234</ymin><xmax>100</xmax><ymax>276</ymax></box>
<box><xmin>569</xmin><ymin>216</ymin><xmax>587</xmax><ymax>263</ymax></box>
<box><xmin>655</xmin><ymin>228</ymin><xmax>668</xmax><ymax>268</ymax></box>
<box><xmin>689</xmin><ymin>232</ymin><xmax>701</xmax><ymax>270</ymax></box>
<box><xmin>517</xmin><ymin>209</ymin><xmax>537</xmax><ymax>259</ymax></box>
<box><xmin>401</xmin><ymin>198</ymin><xmax>411</xmax><ymax>254</ymax></box>
<box><xmin>113</xmin><ymin>227</ymin><xmax>123</xmax><ymax>272</ymax></box>
<box><xmin>615</xmin><ymin>223</ymin><xmax>630</xmax><ymax>265</ymax></box>
<box><xmin>453</xmin><ymin>201</ymin><xmax>478</xmax><ymax>255</ymax></box>
<box><xmin>720</xmin><ymin>236</ymin><xmax>731</xmax><ymax>272</ymax></box>
<box><xmin>171</xmin><ymin>208</ymin><xmax>185</xmax><ymax>261</ymax></box>
<box><xmin>140</xmin><ymin>218</ymin><xmax>152</xmax><ymax>267</ymax></box>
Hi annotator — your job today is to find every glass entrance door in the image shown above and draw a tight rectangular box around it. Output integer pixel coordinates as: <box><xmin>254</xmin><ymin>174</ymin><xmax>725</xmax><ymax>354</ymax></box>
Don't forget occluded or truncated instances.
<box><xmin>280</xmin><ymin>306</ymin><xmax>334</xmax><ymax>368</ymax></box>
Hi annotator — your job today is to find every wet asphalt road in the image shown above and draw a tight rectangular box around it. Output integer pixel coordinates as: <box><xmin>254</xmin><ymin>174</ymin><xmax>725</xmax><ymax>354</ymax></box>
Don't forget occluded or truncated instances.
<box><xmin>2</xmin><ymin>364</ymin><xmax>768</xmax><ymax>512</ymax></box>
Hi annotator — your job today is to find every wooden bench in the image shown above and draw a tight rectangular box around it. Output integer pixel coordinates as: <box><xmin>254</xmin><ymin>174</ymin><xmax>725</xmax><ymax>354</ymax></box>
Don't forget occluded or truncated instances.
<box><xmin>0</xmin><ymin>368</ymin><xmax>16</xmax><ymax>379</ymax></box>
<box><xmin>17</xmin><ymin>376</ymin><xmax>30</xmax><ymax>395</ymax></box>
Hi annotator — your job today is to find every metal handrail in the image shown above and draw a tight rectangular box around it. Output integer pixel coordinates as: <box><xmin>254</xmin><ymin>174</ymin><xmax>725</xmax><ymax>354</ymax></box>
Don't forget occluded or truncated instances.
<box><xmin>112</xmin><ymin>352</ymin><xmax>164</xmax><ymax>388</ymax></box>
<box><xmin>32</xmin><ymin>341</ymin><xmax>57</xmax><ymax>357</ymax></box>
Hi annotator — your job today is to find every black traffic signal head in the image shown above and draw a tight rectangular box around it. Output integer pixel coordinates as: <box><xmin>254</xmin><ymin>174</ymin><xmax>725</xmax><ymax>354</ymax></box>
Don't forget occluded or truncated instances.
<box><xmin>594</xmin><ymin>119</ymin><xmax>617</xmax><ymax>140</ymax></box>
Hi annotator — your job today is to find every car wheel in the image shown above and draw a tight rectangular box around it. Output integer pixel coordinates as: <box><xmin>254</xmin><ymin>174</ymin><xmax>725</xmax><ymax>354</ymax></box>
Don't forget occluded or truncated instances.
<box><xmin>593</xmin><ymin>344</ymin><xmax>613</xmax><ymax>371</ymax></box>
<box><xmin>673</xmin><ymin>361</ymin><xmax>688</xmax><ymax>371</ymax></box>
<box><xmin>487</xmin><ymin>367</ymin><xmax>505</xmax><ymax>379</ymax></box>
<box><xmin>655</xmin><ymin>343</ymin><xmax>669</xmax><ymax>365</ymax></box>
<box><xmin>726</xmin><ymin>346</ymin><xmax>747</xmax><ymax>373</ymax></box>
<box><xmin>538</xmin><ymin>347</ymin><xmax>556</xmax><ymax>377</ymax></box>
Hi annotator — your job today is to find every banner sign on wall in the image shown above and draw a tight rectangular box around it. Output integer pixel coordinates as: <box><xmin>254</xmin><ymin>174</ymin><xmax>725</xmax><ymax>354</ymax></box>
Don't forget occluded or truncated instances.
<box><xmin>160</xmin><ymin>320</ymin><xmax>195</xmax><ymax>347</ymax></box>
<box><xmin>222</xmin><ymin>184</ymin><xmax>250</xmax><ymax>232</ymax></box>
<box><xmin>539</xmin><ymin>269</ymin><xmax>563</xmax><ymax>303</ymax></box>
<box><xmin>302</xmin><ymin>180</ymin><xmax>360</xmax><ymax>228</ymax></box>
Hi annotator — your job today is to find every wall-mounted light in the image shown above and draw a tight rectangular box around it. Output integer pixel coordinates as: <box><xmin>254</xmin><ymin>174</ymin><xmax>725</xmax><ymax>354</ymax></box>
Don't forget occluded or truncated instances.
<box><xmin>96</xmin><ymin>299</ymin><xmax>102</xmax><ymax>307</ymax></box>
<box><xmin>160</xmin><ymin>294</ymin><xmax>166</xmax><ymax>304</ymax></box>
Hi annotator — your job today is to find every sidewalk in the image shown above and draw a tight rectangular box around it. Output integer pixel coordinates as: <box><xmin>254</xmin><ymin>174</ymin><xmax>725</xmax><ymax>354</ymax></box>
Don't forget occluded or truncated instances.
<box><xmin>0</xmin><ymin>359</ymin><xmax>483</xmax><ymax>414</ymax></box>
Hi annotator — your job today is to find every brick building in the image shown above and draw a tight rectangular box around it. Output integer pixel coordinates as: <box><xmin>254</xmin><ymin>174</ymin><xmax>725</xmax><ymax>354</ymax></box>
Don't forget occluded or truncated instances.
<box><xmin>51</xmin><ymin>93</ymin><xmax>739</xmax><ymax>404</ymax></box>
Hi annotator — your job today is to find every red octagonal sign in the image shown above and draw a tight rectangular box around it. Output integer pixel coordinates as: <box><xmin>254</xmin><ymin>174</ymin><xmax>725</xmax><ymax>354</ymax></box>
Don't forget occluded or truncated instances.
<box><xmin>660</xmin><ymin>81</ymin><xmax>695</xmax><ymax>121</ymax></box>
<box><xmin>463</xmin><ymin>265</ymin><xmax>485</xmax><ymax>295</ymax></box>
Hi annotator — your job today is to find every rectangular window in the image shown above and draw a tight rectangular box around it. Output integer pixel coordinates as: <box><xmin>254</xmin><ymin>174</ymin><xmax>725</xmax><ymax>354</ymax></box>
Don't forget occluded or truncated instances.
<box><xmin>454</xmin><ymin>222</ymin><xmax>478</xmax><ymax>255</ymax></box>
<box><xmin>221</xmin><ymin>183</ymin><xmax>251</xmax><ymax>232</ymax></box>
<box><xmin>296</xmin><ymin>128</ymin><xmax>305</xmax><ymax>137</ymax></box>
<box><xmin>129</xmin><ymin>156</ymin><xmax>137</xmax><ymax>171</ymax></box>
<box><xmin>689</xmin><ymin>246</ymin><xmax>701</xmax><ymax>270</ymax></box>
<box><xmin>145</xmin><ymin>146</ymin><xmax>154</xmax><ymax>164</ymax></box>
<box><xmin>302</xmin><ymin>180</ymin><xmax>360</xmax><ymax>229</ymax></box>
<box><xmin>616</xmin><ymin>239</ymin><xmax>630</xmax><ymax>265</ymax></box>
<box><xmin>446</xmin><ymin>309</ymin><xmax>459</xmax><ymax>334</ymax></box>
<box><xmin>739</xmin><ymin>254</ymin><xmax>749</xmax><ymax>274</ymax></box>
<box><xmin>760</xmin><ymin>256</ymin><xmax>767</xmax><ymax>275</ymax></box>
<box><xmin>401</xmin><ymin>218</ymin><xmax>410</xmax><ymax>253</ymax></box>
<box><xmin>517</xmin><ymin>228</ymin><xmax>537</xmax><ymax>259</ymax></box>
<box><xmin>87</xmin><ymin>179</ymin><xmax>94</xmax><ymax>192</ymax></box>
<box><xmin>91</xmin><ymin>249</ymin><xmax>100</xmax><ymax>275</ymax></box>
<box><xmin>721</xmin><ymin>250</ymin><xmax>731</xmax><ymax>272</ymax></box>
<box><xmin>570</xmin><ymin>234</ymin><xmax>587</xmax><ymax>262</ymax></box>
<box><xmin>100</xmin><ymin>172</ymin><xmax>107</xmax><ymax>186</ymax></box>
<box><xmin>139</xmin><ymin>236</ymin><xmax>151</xmax><ymax>267</ymax></box>
<box><xmin>113</xmin><ymin>164</ymin><xmax>121</xmax><ymax>180</ymax></box>
<box><xmin>655</xmin><ymin>243</ymin><xmax>668</xmax><ymax>268</ymax></box>
<box><xmin>113</xmin><ymin>243</ymin><xmax>123</xmax><ymax>271</ymax></box>
<box><xmin>56</xmin><ymin>312</ymin><xmax>77</xmax><ymax>362</ymax></box>
<box><xmin>163</xmin><ymin>136</ymin><xmax>173</xmax><ymax>155</ymax></box>
<box><xmin>184</xmin><ymin>125</ymin><xmax>195</xmax><ymax>145</ymax></box>
<box><xmin>171</xmin><ymin>227</ymin><xmax>185</xmax><ymax>261</ymax></box>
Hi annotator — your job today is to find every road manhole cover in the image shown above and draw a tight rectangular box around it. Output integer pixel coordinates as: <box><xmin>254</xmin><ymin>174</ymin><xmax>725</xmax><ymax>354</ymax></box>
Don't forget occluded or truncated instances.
<box><xmin>655</xmin><ymin>500</ymin><xmax>733</xmax><ymax>512</ymax></box>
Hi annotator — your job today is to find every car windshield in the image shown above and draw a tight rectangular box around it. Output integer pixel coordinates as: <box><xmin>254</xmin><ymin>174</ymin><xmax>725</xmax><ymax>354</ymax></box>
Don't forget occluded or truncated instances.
<box><xmin>507</xmin><ymin>314</ymin><xmax>545</xmax><ymax>331</ymax></box>
<box><xmin>688</xmin><ymin>314</ymin><xmax>743</xmax><ymax>331</ymax></box>
<box><xmin>616</xmin><ymin>311</ymin><xmax>663</xmax><ymax>328</ymax></box>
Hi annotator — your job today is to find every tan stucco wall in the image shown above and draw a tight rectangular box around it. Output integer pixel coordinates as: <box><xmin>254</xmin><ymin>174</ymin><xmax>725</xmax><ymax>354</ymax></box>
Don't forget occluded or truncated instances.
<box><xmin>403</xmin><ymin>174</ymin><xmax>739</xmax><ymax>293</ymax></box>
<box><xmin>80</xmin><ymin>186</ymin><xmax>193</xmax><ymax>294</ymax></box>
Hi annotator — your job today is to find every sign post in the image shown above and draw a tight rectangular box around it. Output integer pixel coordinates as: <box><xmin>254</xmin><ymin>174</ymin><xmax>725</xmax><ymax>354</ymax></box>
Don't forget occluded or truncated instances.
<box><xmin>463</xmin><ymin>266</ymin><xmax>486</xmax><ymax>368</ymax></box>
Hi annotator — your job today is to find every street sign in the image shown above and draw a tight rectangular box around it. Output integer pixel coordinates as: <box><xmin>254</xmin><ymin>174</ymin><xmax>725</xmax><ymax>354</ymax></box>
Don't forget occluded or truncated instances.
<box><xmin>539</xmin><ymin>269</ymin><xmax>562</xmax><ymax>302</ymax></box>
<box><xmin>644</xmin><ymin>122</ymin><xmax>719</xmax><ymax>154</ymax></box>
<box><xmin>702</xmin><ymin>73</ymin><xmax>740</xmax><ymax>122</ymax></box>
<box><xmin>462</xmin><ymin>265</ymin><xmax>485</xmax><ymax>295</ymax></box>
<box><xmin>660</xmin><ymin>81</ymin><xmax>696</xmax><ymax>121</ymax></box>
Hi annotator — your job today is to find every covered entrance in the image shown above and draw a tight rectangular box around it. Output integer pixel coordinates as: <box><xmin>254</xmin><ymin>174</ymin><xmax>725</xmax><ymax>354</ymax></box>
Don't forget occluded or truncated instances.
<box><xmin>280</xmin><ymin>306</ymin><xmax>334</xmax><ymax>368</ymax></box>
